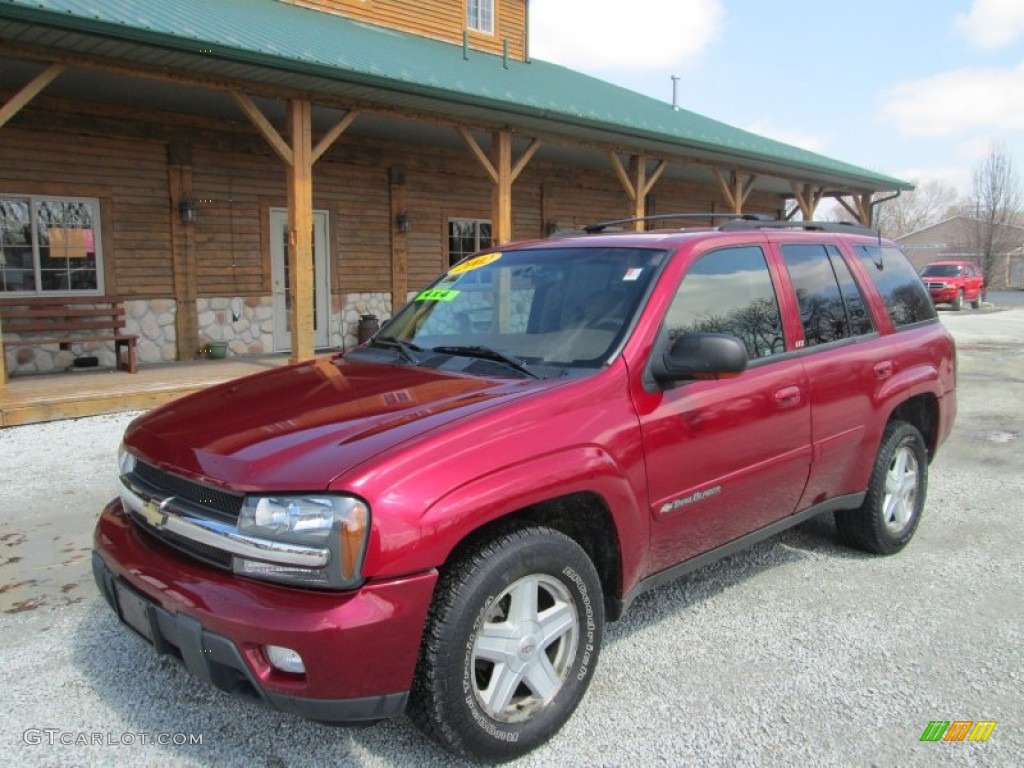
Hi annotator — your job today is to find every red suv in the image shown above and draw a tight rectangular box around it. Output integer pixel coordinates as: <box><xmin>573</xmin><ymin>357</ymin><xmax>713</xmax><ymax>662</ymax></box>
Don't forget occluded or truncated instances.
<box><xmin>920</xmin><ymin>260</ymin><xmax>984</xmax><ymax>310</ymax></box>
<box><xmin>93</xmin><ymin>217</ymin><xmax>956</xmax><ymax>761</ymax></box>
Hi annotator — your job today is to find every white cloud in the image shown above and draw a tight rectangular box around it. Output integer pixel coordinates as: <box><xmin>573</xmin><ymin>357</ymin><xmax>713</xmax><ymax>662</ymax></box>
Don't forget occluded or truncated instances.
<box><xmin>878</xmin><ymin>60</ymin><xmax>1024</xmax><ymax>138</ymax></box>
<box><xmin>529</xmin><ymin>0</ymin><xmax>723</xmax><ymax>71</ymax></box>
<box><xmin>742</xmin><ymin>120</ymin><xmax>830</xmax><ymax>154</ymax></box>
<box><xmin>955</xmin><ymin>0</ymin><xmax>1024</xmax><ymax>49</ymax></box>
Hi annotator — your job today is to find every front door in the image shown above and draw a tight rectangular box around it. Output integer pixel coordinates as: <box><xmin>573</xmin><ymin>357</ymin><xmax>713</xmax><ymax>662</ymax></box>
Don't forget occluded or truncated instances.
<box><xmin>270</xmin><ymin>208</ymin><xmax>330</xmax><ymax>351</ymax></box>
<box><xmin>636</xmin><ymin>244</ymin><xmax>812</xmax><ymax>572</ymax></box>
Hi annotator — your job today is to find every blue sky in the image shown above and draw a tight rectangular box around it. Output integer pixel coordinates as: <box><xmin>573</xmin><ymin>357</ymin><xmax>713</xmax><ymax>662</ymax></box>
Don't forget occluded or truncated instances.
<box><xmin>530</xmin><ymin>0</ymin><xmax>1024</xmax><ymax>196</ymax></box>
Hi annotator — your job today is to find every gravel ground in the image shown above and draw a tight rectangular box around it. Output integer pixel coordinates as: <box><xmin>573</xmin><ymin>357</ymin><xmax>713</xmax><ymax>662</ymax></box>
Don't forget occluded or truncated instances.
<box><xmin>1</xmin><ymin>311</ymin><xmax>1021</xmax><ymax>767</ymax></box>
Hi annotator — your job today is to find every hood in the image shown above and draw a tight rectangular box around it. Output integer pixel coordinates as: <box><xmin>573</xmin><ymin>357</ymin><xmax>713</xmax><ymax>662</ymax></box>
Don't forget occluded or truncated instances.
<box><xmin>125</xmin><ymin>356</ymin><xmax>543</xmax><ymax>491</ymax></box>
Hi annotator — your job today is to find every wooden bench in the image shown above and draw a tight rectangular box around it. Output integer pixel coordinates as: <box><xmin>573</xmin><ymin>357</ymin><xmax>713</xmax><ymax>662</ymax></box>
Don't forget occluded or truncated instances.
<box><xmin>0</xmin><ymin>295</ymin><xmax>138</xmax><ymax>380</ymax></box>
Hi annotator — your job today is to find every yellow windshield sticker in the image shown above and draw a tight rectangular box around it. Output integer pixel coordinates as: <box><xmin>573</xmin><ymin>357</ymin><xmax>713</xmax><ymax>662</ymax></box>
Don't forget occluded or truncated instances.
<box><xmin>416</xmin><ymin>288</ymin><xmax>461</xmax><ymax>302</ymax></box>
<box><xmin>449</xmin><ymin>253</ymin><xmax>501</xmax><ymax>275</ymax></box>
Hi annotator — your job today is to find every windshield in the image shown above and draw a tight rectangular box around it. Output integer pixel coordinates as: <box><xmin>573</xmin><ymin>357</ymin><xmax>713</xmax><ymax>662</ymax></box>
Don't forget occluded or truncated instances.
<box><xmin>368</xmin><ymin>246</ymin><xmax>666</xmax><ymax>376</ymax></box>
<box><xmin>921</xmin><ymin>264</ymin><xmax>963</xmax><ymax>277</ymax></box>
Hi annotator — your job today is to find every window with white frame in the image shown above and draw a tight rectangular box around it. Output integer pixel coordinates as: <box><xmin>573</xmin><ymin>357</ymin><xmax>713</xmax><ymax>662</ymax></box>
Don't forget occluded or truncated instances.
<box><xmin>0</xmin><ymin>195</ymin><xmax>103</xmax><ymax>293</ymax></box>
<box><xmin>448</xmin><ymin>218</ymin><xmax>493</xmax><ymax>267</ymax></box>
<box><xmin>467</xmin><ymin>0</ymin><xmax>495</xmax><ymax>34</ymax></box>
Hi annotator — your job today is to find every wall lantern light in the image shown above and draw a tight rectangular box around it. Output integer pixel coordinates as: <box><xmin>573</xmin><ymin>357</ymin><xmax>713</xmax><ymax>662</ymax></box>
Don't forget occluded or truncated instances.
<box><xmin>179</xmin><ymin>195</ymin><xmax>198</xmax><ymax>225</ymax></box>
<box><xmin>396</xmin><ymin>212</ymin><xmax>412</xmax><ymax>233</ymax></box>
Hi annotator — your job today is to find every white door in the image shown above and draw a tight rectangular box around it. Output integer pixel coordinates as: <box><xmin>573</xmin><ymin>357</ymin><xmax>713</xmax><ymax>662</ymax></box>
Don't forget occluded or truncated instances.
<box><xmin>270</xmin><ymin>208</ymin><xmax>330</xmax><ymax>351</ymax></box>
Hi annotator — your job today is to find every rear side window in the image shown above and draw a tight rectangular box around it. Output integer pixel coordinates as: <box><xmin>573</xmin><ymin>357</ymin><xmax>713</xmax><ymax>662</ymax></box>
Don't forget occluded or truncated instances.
<box><xmin>780</xmin><ymin>244</ymin><xmax>874</xmax><ymax>346</ymax></box>
<box><xmin>665</xmin><ymin>245</ymin><xmax>784</xmax><ymax>359</ymax></box>
<box><xmin>855</xmin><ymin>245</ymin><xmax>936</xmax><ymax>328</ymax></box>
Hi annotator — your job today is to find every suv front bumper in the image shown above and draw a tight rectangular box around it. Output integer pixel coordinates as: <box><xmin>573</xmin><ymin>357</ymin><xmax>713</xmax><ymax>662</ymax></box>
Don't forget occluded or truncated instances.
<box><xmin>93</xmin><ymin>499</ymin><xmax>437</xmax><ymax>723</ymax></box>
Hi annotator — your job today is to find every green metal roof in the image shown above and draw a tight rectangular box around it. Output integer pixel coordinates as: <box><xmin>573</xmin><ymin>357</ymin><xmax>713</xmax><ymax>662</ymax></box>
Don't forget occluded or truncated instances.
<box><xmin>0</xmin><ymin>0</ymin><xmax>911</xmax><ymax>192</ymax></box>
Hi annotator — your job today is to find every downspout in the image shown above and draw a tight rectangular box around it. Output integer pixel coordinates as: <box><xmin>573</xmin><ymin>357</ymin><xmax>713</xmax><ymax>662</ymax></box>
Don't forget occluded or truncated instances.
<box><xmin>868</xmin><ymin>189</ymin><xmax>902</xmax><ymax>228</ymax></box>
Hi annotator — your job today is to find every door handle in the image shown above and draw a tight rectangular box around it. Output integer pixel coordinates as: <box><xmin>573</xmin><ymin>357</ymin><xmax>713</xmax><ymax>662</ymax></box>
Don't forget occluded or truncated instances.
<box><xmin>774</xmin><ymin>386</ymin><xmax>802</xmax><ymax>408</ymax></box>
<box><xmin>874</xmin><ymin>361</ymin><xmax>894</xmax><ymax>379</ymax></box>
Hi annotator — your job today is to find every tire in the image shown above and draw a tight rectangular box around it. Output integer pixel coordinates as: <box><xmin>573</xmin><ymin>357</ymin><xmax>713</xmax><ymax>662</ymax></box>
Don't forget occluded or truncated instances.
<box><xmin>836</xmin><ymin>421</ymin><xmax>928</xmax><ymax>555</ymax></box>
<box><xmin>408</xmin><ymin>525</ymin><xmax>604</xmax><ymax>762</ymax></box>
<box><xmin>971</xmin><ymin>295</ymin><xmax>982</xmax><ymax>309</ymax></box>
<box><xmin>951</xmin><ymin>290</ymin><xmax>964</xmax><ymax>311</ymax></box>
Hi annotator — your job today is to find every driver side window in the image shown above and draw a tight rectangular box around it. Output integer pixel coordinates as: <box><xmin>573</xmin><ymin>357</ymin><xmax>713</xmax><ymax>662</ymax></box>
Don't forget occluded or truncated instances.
<box><xmin>664</xmin><ymin>246</ymin><xmax>784</xmax><ymax>360</ymax></box>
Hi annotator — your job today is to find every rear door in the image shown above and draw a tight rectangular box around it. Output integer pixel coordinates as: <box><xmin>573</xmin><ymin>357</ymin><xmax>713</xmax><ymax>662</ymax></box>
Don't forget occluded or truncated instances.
<box><xmin>774</xmin><ymin>241</ymin><xmax>888</xmax><ymax>505</ymax></box>
<box><xmin>635</xmin><ymin>243</ymin><xmax>812</xmax><ymax>571</ymax></box>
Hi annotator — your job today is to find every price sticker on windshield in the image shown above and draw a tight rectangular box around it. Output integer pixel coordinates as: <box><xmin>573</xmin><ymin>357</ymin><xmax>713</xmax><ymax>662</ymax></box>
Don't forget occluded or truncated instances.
<box><xmin>449</xmin><ymin>253</ymin><xmax>501</xmax><ymax>275</ymax></box>
<box><xmin>416</xmin><ymin>288</ymin><xmax>461</xmax><ymax>302</ymax></box>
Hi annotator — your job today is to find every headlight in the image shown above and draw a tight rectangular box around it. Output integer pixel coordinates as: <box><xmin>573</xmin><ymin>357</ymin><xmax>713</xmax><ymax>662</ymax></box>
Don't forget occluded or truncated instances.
<box><xmin>118</xmin><ymin>445</ymin><xmax>136</xmax><ymax>477</ymax></box>
<box><xmin>235</xmin><ymin>495</ymin><xmax>369</xmax><ymax>588</ymax></box>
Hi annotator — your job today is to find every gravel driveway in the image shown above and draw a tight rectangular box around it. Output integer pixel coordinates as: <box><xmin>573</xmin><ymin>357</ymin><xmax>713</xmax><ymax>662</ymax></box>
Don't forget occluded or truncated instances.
<box><xmin>1</xmin><ymin>311</ymin><xmax>1021</xmax><ymax>767</ymax></box>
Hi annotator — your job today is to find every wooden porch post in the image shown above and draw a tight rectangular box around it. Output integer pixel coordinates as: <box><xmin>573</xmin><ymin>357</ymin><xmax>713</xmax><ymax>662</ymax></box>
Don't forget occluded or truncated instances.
<box><xmin>713</xmin><ymin>169</ymin><xmax>759</xmax><ymax>214</ymax></box>
<box><xmin>608</xmin><ymin>154</ymin><xmax>667</xmax><ymax>230</ymax></box>
<box><xmin>168</xmin><ymin>157</ymin><xmax>199</xmax><ymax>360</ymax></box>
<box><xmin>0</xmin><ymin>63</ymin><xmax>65</xmax><ymax>385</ymax></box>
<box><xmin>790</xmin><ymin>182</ymin><xmax>825</xmax><ymax>221</ymax></box>
<box><xmin>389</xmin><ymin>167</ymin><xmax>408</xmax><ymax>314</ymax></box>
<box><xmin>833</xmin><ymin>193</ymin><xmax>873</xmax><ymax>226</ymax></box>
<box><xmin>232</xmin><ymin>92</ymin><xmax>358</xmax><ymax>361</ymax></box>
<box><xmin>457</xmin><ymin>128</ymin><xmax>541</xmax><ymax>246</ymax></box>
<box><xmin>287</xmin><ymin>98</ymin><xmax>315</xmax><ymax>363</ymax></box>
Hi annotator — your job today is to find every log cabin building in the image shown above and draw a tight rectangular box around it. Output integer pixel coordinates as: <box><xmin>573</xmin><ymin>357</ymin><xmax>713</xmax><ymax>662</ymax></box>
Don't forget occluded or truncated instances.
<box><xmin>0</xmin><ymin>0</ymin><xmax>911</xmax><ymax>382</ymax></box>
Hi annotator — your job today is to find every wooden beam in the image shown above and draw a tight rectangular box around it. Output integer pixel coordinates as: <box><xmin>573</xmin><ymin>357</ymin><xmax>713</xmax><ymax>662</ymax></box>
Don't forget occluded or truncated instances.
<box><xmin>715</xmin><ymin>170</ymin><xmax>759</xmax><ymax>214</ymax></box>
<box><xmin>169</xmin><ymin>164</ymin><xmax>199</xmax><ymax>361</ymax></box>
<box><xmin>834</xmin><ymin>195</ymin><xmax>861</xmax><ymax>221</ymax></box>
<box><xmin>609</xmin><ymin>152</ymin><xmax>635</xmax><ymax>200</ymax></box>
<box><xmin>629</xmin><ymin>155</ymin><xmax>647</xmax><ymax>228</ymax></box>
<box><xmin>459</xmin><ymin>129</ymin><xmax>537</xmax><ymax>244</ymax></box>
<box><xmin>232</xmin><ymin>91</ymin><xmax>293</xmax><ymax>166</ymax></box>
<box><xmin>510</xmin><ymin>137</ymin><xmax>541</xmax><ymax>183</ymax></box>
<box><xmin>856</xmin><ymin>193</ymin><xmax>872</xmax><ymax>226</ymax></box>
<box><xmin>457</xmin><ymin>126</ymin><xmax>499</xmax><ymax>184</ymax></box>
<box><xmin>493</xmin><ymin>130</ymin><xmax>513</xmax><ymax>244</ymax></box>
<box><xmin>310</xmin><ymin>110</ymin><xmax>359</xmax><ymax>165</ymax></box>
<box><xmin>389</xmin><ymin>169</ymin><xmax>408</xmax><ymax>315</ymax></box>
<box><xmin>287</xmin><ymin>98</ymin><xmax>315</xmax><ymax>363</ymax></box>
<box><xmin>0</xmin><ymin>63</ymin><xmax>63</xmax><ymax>130</ymax></box>
<box><xmin>713</xmin><ymin>169</ymin><xmax>736</xmax><ymax>212</ymax></box>
<box><xmin>643</xmin><ymin>160</ymin><xmax>668</xmax><ymax>198</ymax></box>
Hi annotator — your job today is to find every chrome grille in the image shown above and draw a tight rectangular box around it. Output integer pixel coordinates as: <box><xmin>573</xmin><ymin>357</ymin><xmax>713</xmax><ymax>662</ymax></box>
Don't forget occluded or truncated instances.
<box><xmin>134</xmin><ymin>460</ymin><xmax>243</xmax><ymax>519</ymax></box>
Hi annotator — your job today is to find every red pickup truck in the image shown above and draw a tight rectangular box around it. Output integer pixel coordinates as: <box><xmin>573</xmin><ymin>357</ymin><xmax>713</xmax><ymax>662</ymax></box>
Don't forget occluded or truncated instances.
<box><xmin>93</xmin><ymin>218</ymin><xmax>956</xmax><ymax>761</ymax></box>
<box><xmin>920</xmin><ymin>260</ymin><xmax>984</xmax><ymax>310</ymax></box>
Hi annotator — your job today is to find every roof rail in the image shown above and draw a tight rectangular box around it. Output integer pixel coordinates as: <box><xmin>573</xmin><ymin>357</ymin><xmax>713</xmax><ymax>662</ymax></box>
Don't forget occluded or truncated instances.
<box><xmin>717</xmin><ymin>219</ymin><xmax>879</xmax><ymax>236</ymax></box>
<box><xmin>581</xmin><ymin>212</ymin><xmax>770</xmax><ymax>234</ymax></box>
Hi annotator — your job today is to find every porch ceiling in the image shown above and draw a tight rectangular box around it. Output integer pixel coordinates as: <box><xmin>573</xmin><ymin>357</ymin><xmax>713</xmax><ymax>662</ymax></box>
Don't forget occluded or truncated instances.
<box><xmin>0</xmin><ymin>0</ymin><xmax>911</xmax><ymax>197</ymax></box>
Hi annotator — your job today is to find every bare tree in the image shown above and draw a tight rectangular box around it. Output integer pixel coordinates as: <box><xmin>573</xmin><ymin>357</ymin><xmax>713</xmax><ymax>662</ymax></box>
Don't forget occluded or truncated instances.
<box><xmin>959</xmin><ymin>141</ymin><xmax>1023</xmax><ymax>295</ymax></box>
<box><xmin>872</xmin><ymin>179</ymin><xmax>959</xmax><ymax>238</ymax></box>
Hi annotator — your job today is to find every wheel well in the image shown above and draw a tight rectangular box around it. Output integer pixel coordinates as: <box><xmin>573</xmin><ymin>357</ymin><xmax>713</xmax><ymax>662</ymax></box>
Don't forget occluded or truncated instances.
<box><xmin>889</xmin><ymin>394</ymin><xmax>939</xmax><ymax>457</ymax></box>
<box><xmin>442</xmin><ymin>492</ymin><xmax>624</xmax><ymax>621</ymax></box>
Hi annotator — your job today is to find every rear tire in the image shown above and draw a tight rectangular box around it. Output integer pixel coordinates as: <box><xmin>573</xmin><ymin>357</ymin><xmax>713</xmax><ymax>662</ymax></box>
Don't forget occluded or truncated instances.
<box><xmin>971</xmin><ymin>295</ymin><xmax>982</xmax><ymax>309</ymax></box>
<box><xmin>951</xmin><ymin>290</ymin><xmax>964</xmax><ymax>311</ymax></box>
<box><xmin>408</xmin><ymin>525</ymin><xmax>603</xmax><ymax>762</ymax></box>
<box><xmin>836</xmin><ymin>421</ymin><xmax>928</xmax><ymax>555</ymax></box>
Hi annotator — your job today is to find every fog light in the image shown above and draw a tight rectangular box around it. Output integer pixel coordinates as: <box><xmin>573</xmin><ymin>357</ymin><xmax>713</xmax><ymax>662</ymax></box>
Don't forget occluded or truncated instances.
<box><xmin>265</xmin><ymin>645</ymin><xmax>305</xmax><ymax>675</ymax></box>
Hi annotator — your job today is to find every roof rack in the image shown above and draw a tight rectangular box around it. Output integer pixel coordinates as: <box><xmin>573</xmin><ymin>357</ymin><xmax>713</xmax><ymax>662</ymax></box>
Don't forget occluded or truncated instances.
<box><xmin>717</xmin><ymin>219</ymin><xmax>878</xmax><ymax>236</ymax></box>
<box><xmin>581</xmin><ymin>212</ymin><xmax>770</xmax><ymax>234</ymax></box>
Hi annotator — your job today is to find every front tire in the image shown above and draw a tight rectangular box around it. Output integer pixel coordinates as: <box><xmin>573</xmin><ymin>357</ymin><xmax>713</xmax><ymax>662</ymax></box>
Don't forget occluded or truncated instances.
<box><xmin>836</xmin><ymin>421</ymin><xmax>928</xmax><ymax>554</ymax></box>
<box><xmin>409</xmin><ymin>525</ymin><xmax>604</xmax><ymax>762</ymax></box>
<box><xmin>951</xmin><ymin>290</ymin><xmax>964</xmax><ymax>311</ymax></box>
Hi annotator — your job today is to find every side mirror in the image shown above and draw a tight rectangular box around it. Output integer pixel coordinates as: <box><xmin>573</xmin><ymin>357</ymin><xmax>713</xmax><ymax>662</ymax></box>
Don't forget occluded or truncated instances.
<box><xmin>652</xmin><ymin>332</ymin><xmax>748</xmax><ymax>383</ymax></box>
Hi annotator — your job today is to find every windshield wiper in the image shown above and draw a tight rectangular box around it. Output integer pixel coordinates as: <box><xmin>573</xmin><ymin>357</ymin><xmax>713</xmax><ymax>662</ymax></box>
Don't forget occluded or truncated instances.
<box><xmin>370</xmin><ymin>336</ymin><xmax>424</xmax><ymax>365</ymax></box>
<box><xmin>432</xmin><ymin>345</ymin><xmax>542</xmax><ymax>379</ymax></box>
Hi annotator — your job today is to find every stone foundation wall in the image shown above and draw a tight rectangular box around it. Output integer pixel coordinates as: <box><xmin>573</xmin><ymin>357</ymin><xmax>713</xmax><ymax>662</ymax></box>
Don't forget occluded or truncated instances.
<box><xmin>3</xmin><ymin>297</ymin><xmax>177</xmax><ymax>375</ymax></box>
<box><xmin>336</xmin><ymin>292</ymin><xmax>392</xmax><ymax>350</ymax></box>
<box><xmin>197</xmin><ymin>296</ymin><xmax>275</xmax><ymax>357</ymax></box>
